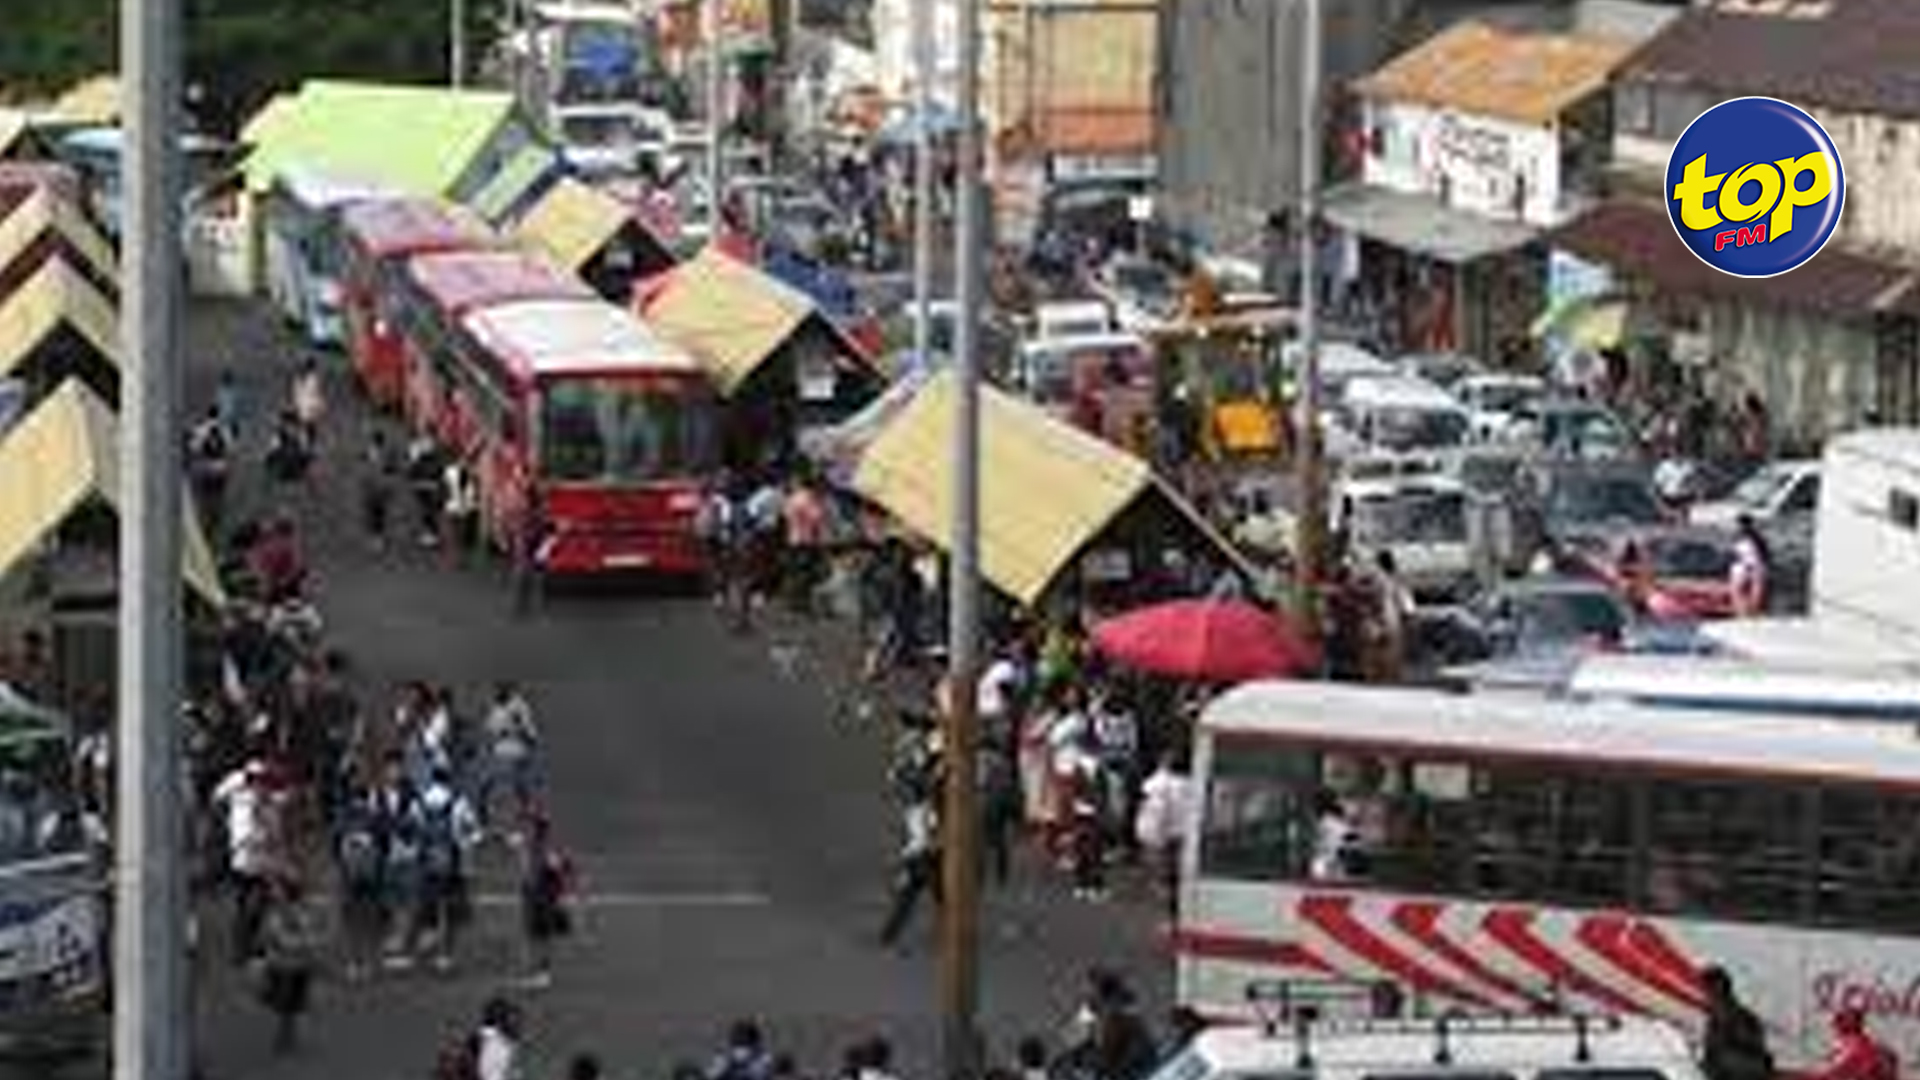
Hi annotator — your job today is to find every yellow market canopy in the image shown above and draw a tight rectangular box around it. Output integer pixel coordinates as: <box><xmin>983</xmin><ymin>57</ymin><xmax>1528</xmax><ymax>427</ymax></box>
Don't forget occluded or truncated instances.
<box><xmin>0</xmin><ymin>380</ymin><xmax>224</xmax><ymax>606</ymax></box>
<box><xmin>644</xmin><ymin>246</ymin><xmax>827</xmax><ymax>395</ymax></box>
<box><xmin>47</xmin><ymin>76</ymin><xmax>119</xmax><ymax>128</ymax></box>
<box><xmin>514</xmin><ymin>177</ymin><xmax>632</xmax><ymax>272</ymax></box>
<box><xmin>0</xmin><ymin>259</ymin><xmax>120</xmax><ymax>389</ymax></box>
<box><xmin>853</xmin><ymin>369</ymin><xmax>1156</xmax><ymax>605</ymax></box>
<box><xmin>0</xmin><ymin>186</ymin><xmax>118</xmax><ymax>287</ymax></box>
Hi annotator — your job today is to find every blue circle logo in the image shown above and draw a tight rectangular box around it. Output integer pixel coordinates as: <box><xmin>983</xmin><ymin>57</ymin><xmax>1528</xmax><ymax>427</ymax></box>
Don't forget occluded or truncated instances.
<box><xmin>1665</xmin><ymin>97</ymin><xmax>1845</xmax><ymax>279</ymax></box>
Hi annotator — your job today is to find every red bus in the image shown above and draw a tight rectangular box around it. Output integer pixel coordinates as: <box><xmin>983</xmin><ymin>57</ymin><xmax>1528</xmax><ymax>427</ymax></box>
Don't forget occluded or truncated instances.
<box><xmin>394</xmin><ymin>249</ymin><xmax>594</xmax><ymax>450</ymax></box>
<box><xmin>451</xmin><ymin>297</ymin><xmax>719</xmax><ymax>574</ymax></box>
<box><xmin>338</xmin><ymin>198</ymin><xmax>493</xmax><ymax>406</ymax></box>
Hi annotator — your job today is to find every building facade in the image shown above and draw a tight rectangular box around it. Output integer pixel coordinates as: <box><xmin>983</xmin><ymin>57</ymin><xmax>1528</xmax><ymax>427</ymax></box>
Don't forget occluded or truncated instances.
<box><xmin>1554</xmin><ymin>0</ymin><xmax>1920</xmax><ymax>445</ymax></box>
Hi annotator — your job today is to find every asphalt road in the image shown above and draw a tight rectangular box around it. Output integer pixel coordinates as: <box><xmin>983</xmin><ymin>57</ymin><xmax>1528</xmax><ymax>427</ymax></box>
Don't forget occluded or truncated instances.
<box><xmin>177</xmin><ymin>300</ymin><xmax>1167</xmax><ymax>1080</ymax></box>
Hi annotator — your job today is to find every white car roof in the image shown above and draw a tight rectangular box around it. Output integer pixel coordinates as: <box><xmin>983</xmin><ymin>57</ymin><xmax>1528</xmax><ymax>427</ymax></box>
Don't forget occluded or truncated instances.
<box><xmin>1339</xmin><ymin>473</ymin><xmax>1466</xmax><ymax>500</ymax></box>
<box><xmin>1343</xmin><ymin>376</ymin><xmax>1465</xmax><ymax>412</ymax></box>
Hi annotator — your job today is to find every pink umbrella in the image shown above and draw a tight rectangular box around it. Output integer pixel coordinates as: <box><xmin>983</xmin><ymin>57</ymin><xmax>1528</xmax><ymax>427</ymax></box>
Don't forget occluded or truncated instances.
<box><xmin>1092</xmin><ymin>598</ymin><xmax>1320</xmax><ymax>682</ymax></box>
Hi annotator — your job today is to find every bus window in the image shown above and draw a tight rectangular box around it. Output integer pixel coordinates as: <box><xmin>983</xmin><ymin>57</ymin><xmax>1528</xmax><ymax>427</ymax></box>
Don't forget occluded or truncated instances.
<box><xmin>1199</xmin><ymin>741</ymin><xmax>1317</xmax><ymax>881</ymax></box>
<box><xmin>1645</xmin><ymin>780</ymin><xmax>1806</xmax><ymax>922</ymax></box>
<box><xmin>1817</xmin><ymin>790</ymin><xmax>1920</xmax><ymax>931</ymax></box>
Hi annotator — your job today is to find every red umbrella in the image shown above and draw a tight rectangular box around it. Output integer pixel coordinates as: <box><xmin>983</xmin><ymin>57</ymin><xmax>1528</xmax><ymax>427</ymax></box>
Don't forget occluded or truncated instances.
<box><xmin>1091</xmin><ymin>598</ymin><xmax>1320</xmax><ymax>682</ymax></box>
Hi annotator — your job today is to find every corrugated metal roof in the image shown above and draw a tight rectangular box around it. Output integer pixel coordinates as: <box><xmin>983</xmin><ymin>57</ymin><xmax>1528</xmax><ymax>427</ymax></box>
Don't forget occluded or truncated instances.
<box><xmin>1321</xmin><ymin>182</ymin><xmax>1540</xmax><ymax>263</ymax></box>
<box><xmin>241</xmin><ymin>80</ymin><xmax>519</xmax><ymax>196</ymax></box>
<box><xmin>0</xmin><ymin>259</ymin><xmax>120</xmax><ymax>382</ymax></box>
<box><xmin>513</xmin><ymin>177</ymin><xmax>631</xmax><ymax>271</ymax></box>
<box><xmin>643</xmin><ymin>246</ymin><xmax>820</xmax><ymax>394</ymax></box>
<box><xmin>0</xmin><ymin>380</ymin><xmax>223</xmax><ymax>605</ymax></box>
<box><xmin>1553</xmin><ymin>199</ymin><xmax>1915</xmax><ymax>316</ymax></box>
<box><xmin>469</xmin><ymin>143</ymin><xmax>559</xmax><ymax>224</ymax></box>
<box><xmin>0</xmin><ymin>186</ymin><xmax>117</xmax><ymax>288</ymax></box>
<box><xmin>852</xmin><ymin>368</ymin><xmax>1152</xmax><ymax>605</ymax></box>
<box><xmin>1354</xmin><ymin>21</ymin><xmax>1638</xmax><ymax>125</ymax></box>
<box><xmin>1624</xmin><ymin>0</ymin><xmax>1920</xmax><ymax>119</ymax></box>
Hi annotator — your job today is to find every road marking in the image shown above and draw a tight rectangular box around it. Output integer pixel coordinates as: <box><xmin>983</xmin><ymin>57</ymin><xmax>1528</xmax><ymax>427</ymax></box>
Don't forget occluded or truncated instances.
<box><xmin>471</xmin><ymin>890</ymin><xmax>772</xmax><ymax>909</ymax></box>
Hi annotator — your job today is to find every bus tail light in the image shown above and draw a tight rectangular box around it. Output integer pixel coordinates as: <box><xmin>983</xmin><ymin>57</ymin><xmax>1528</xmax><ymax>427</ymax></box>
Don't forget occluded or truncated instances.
<box><xmin>667</xmin><ymin>491</ymin><xmax>701</xmax><ymax>514</ymax></box>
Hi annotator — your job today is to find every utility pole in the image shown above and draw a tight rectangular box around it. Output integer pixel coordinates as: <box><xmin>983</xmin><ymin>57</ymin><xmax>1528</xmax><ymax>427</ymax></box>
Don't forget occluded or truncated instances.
<box><xmin>1290</xmin><ymin>0</ymin><xmax>1326</xmax><ymax>641</ymax></box>
<box><xmin>912</xmin><ymin>0</ymin><xmax>939</xmax><ymax>368</ymax></box>
<box><xmin>706</xmin><ymin>0</ymin><xmax>727</xmax><ymax>240</ymax></box>
<box><xmin>451</xmin><ymin>0</ymin><xmax>469</xmax><ymax>87</ymax></box>
<box><xmin>941</xmin><ymin>0</ymin><xmax>985</xmax><ymax>1069</ymax></box>
<box><xmin>118</xmin><ymin>0</ymin><xmax>188</xmax><ymax>1076</ymax></box>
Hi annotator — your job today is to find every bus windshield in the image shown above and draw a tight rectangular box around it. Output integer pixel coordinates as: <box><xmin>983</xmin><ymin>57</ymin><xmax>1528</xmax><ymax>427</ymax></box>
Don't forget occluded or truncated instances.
<box><xmin>540</xmin><ymin>377</ymin><xmax>714</xmax><ymax>484</ymax></box>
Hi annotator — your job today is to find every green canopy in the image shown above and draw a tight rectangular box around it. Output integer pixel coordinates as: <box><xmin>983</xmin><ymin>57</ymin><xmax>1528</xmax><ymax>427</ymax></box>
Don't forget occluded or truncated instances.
<box><xmin>240</xmin><ymin>80</ymin><xmax>519</xmax><ymax>197</ymax></box>
<box><xmin>470</xmin><ymin>142</ymin><xmax>558</xmax><ymax>224</ymax></box>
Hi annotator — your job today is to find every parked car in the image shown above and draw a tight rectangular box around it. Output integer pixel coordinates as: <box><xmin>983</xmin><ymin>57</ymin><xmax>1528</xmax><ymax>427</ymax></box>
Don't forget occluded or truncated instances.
<box><xmin>1338</xmin><ymin>375</ymin><xmax>1471</xmax><ymax>454</ymax></box>
<box><xmin>1455</xmin><ymin>373</ymin><xmax>1546</xmax><ymax>442</ymax></box>
<box><xmin>1517</xmin><ymin>460</ymin><xmax>1666</xmax><ymax>566</ymax></box>
<box><xmin>1437</xmin><ymin>576</ymin><xmax>1633</xmax><ymax>664</ymax></box>
<box><xmin>1690</xmin><ymin>458</ymin><xmax>1821</xmax><ymax>568</ymax></box>
<box><xmin>1564</xmin><ymin>524</ymin><xmax>1740</xmax><ymax>621</ymax></box>
<box><xmin>1088</xmin><ymin>254</ymin><xmax>1181</xmax><ymax>332</ymax></box>
<box><xmin>1503</xmin><ymin>398</ymin><xmax>1636</xmax><ymax>459</ymax></box>
<box><xmin>1393</xmin><ymin>350</ymin><xmax>1483</xmax><ymax>392</ymax></box>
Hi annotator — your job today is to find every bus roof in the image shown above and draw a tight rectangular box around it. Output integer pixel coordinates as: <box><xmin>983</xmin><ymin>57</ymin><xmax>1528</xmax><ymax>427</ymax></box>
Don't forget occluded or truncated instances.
<box><xmin>462</xmin><ymin>298</ymin><xmax>702</xmax><ymax>380</ymax></box>
<box><xmin>405</xmin><ymin>250</ymin><xmax>592</xmax><ymax>319</ymax></box>
<box><xmin>1567</xmin><ymin>653</ymin><xmax>1920</xmax><ymax>719</ymax></box>
<box><xmin>339</xmin><ymin>198</ymin><xmax>492</xmax><ymax>260</ymax></box>
<box><xmin>1201</xmin><ymin>680</ymin><xmax>1920</xmax><ymax>788</ymax></box>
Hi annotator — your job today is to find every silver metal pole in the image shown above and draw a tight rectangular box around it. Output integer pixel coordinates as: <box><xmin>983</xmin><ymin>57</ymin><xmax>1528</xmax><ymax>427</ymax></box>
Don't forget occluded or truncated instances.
<box><xmin>940</xmin><ymin>0</ymin><xmax>983</xmax><ymax>1066</ymax></box>
<box><xmin>1291</xmin><ymin>0</ymin><xmax>1326</xmax><ymax>640</ymax></box>
<box><xmin>911</xmin><ymin>0</ymin><xmax>937</xmax><ymax>366</ymax></box>
<box><xmin>117</xmin><ymin>0</ymin><xmax>187</xmax><ymax>1073</ymax></box>
<box><xmin>706</xmin><ymin>0</ymin><xmax>726</xmax><ymax>239</ymax></box>
<box><xmin>451</xmin><ymin>0</ymin><xmax>468</xmax><ymax>87</ymax></box>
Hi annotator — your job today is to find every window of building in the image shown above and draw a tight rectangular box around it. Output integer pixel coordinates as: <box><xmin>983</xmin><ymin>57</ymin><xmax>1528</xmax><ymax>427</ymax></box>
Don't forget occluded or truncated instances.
<box><xmin>1653</xmin><ymin>86</ymin><xmax>1712</xmax><ymax>141</ymax></box>
<box><xmin>1614</xmin><ymin>83</ymin><xmax>1654</xmax><ymax>137</ymax></box>
<box><xmin>1890</xmin><ymin>488</ymin><xmax>1919</xmax><ymax>529</ymax></box>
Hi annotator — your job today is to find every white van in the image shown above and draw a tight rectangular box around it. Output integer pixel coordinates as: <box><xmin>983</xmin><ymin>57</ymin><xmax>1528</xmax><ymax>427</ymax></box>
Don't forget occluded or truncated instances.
<box><xmin>1340</xmin><ymin>376</ymin><xmax>1472</xmax><ymax>454</ymax></box>
<box><xmin>1152</xmin><ymin>1006</ymin><xmax>1703</xmax><ymax>1080</ymax></box>
<box><xmin>1034</xmin><ymin>299</ymin><xmax>1116</xmax><ymax>339</ymax></box>
<box><xmin>1337</xmin><ymin>472</ymin><xmax>1475</xmax><ymax>602</ymax></box>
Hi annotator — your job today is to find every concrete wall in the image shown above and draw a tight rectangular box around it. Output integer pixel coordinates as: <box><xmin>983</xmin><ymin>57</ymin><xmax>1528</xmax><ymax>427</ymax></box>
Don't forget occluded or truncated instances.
<box><xmin>1155</xmin><ymin>0</ymin><xmax>1421</xmax><ymax>257</ymax></box>
<box><xmin>1361</xmin><ymin>100</ymin><xmax>1567</xmax><ymax>226</ymax></box>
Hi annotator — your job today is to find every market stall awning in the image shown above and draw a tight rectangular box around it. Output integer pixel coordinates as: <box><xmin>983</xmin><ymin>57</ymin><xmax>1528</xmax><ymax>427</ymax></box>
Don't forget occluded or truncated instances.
<box><xmin>1552</xmin><ymin>200</ymin><xmax>1917</xmax><ymax>318</ymax></box>
<box><xmin>46</xmin><ymin>76</ymin><xmax>119</xmax><ymax>128</ymax></box>
<box><xmin>240</xmin><ymin>80</ymin><xmax>520</xmax><ymax>197</ymax></box>
<box><xmin>1321</xmin><ymin>183</ymin><xmax>1540</xmax><ymax>264</ymax></box>
<box><xmin>854</xmin><ymin>370</ymin><xmax>1152</xmax><ymax>604</ymax></box>
<box><xmin>0</xmin><ymin>381</ymin><xmax>224</xmax><ymax>606</ymax></box>
<box><xmin>0</xmin><ymin>185</ymin><xmax>118</xmax><ymax>288</ymax></box>
<box><xmin>468</xmin><ymin>143</ymin><xmax>558</xmax><ymax>224</ymax></box>
<box><xmin>0</xmin><ymin>111</ymin><xmax>29</xmax><ymax>159</ymax></box>
<box><xmin>514</xmin><ymin>177</ymin><xmax>636</xmax><ymax>272</ymax></box>
<box><xmin>644</xmin><ymin>246</ymin><xmax>867</xmax><ymax>395</ymax></box>
<box><xmin>0</xmin><ymin>259</ymin><xmax>120</xmax><ymax>385</ymax></box>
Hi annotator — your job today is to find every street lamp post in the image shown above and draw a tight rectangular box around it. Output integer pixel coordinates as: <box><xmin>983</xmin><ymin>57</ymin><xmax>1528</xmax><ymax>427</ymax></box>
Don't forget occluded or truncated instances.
<box><xmin>912</xmin><ymin>0</ymin><xmax>939</xmax><ymax>367</ymax></box>
<box><xmin>1291</xmin><ymin>0</ymin><xmax>1327</xmax><ymax>642</ymax></box>
<box><xmin>942</xmin><ymin>0</ymin><xmax>986</xmax><ymax>1073</ymax></box>
<box><xmin>117</xmin><ymin>0</ymin><xmax>188</xmax><ymax>1074</ymax></box>
<box><xmin>451</xmin><ymin>0</ymin><xmax>468</xmax><ymax>87</ymax></box>
<box><xmin>706</xmin><ymin>0</ymin><xmax>727</xmax><ymax>239</ymax></box>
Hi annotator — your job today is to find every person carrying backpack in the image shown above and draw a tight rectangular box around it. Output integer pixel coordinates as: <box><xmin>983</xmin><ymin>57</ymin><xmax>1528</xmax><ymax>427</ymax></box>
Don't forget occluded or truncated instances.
<box><xmin>408</xmin><ymin>767</ymin><xmax>480</xmax><ymax>971</ymax></box>
<box><xmin>335</xmin><ymin>780</ymin><xmax>391</xmax><ymax>982</ymax></box>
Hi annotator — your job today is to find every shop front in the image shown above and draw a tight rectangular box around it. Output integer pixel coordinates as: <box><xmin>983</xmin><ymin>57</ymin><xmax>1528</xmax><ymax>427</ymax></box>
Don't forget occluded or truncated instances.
<box><xmin>1320</xmin><ymin>182</ymin><xmax>1543</xmax><ymax>364</ymax></box>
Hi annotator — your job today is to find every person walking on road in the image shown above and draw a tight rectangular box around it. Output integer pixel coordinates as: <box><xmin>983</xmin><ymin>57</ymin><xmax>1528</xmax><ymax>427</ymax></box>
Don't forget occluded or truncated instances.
<box><xmin>443</xmin><ymin>452</ymin><xmax>481</xmax><ymax>565</ymax></box>
<box><xmin>518</xmin><ymin>810</ymin><xmax>574</xmax><ymax>988</ymax></box>
<box><xmin>481</xmin><ymin>682</ymin><xmax>539</xmax><ymax>832</ymax></box>
<box><xmin>408</xmin><ymin>766</ymin><xmax>481</xmax><ymax>971</ymax></box>
<box><xmin>360</xmin><ymin>426</ymin><xmax>400</xmax><ymax>552</ymax></box>
<box><xmin>708</xmin><ymin>1019</ymin><xmax>775</xmax><ymax>1080</ymax></box>
<box><xmin>254</xmin><ymin>876</ymin><xmax>320</xmax><ymax>1055</ymax></box>
<box><xmin>188</xmin><ymin>404</ymin><xmax>233</xmax><ymax>536</ymax></box>
<box><xmin>1701</xmin><ymin>965</ymin><xmax>1773</xmax><ymax>1080</ymax></box>
<box><xmin>291</xmin><ymin>357</ymin><xmax>326</xmax><ymax>447</ymax></box>
<box><xmin>877</xmin><ymin>790</ymin><xmax>940</xmax><ymax>947</ymax></box>
<box><xmin>476</xmin><ymin>997</ymin><xmax>527</xmax><ymax>1080</ymax></box>
<box><xmin>407</xmin><ymin>434</ymin><xmax>445</xmax><ymax>548</ymax></box>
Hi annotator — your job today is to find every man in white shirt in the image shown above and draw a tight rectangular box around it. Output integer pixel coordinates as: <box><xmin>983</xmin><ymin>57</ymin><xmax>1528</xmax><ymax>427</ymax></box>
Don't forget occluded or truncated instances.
<box><xmin>481</xmin><ymin>682</ymin><xmax>539</xmax><ymax>832</ymax></box>
<box><xmin>475</xmin><ymin>997</ymin><xmax>525</xmax><ymax>1080</ymax></box>
<box><xmin>211</xmin><ymin>758</ymin><xmax>284</xmax><ymax>961</ymax></box>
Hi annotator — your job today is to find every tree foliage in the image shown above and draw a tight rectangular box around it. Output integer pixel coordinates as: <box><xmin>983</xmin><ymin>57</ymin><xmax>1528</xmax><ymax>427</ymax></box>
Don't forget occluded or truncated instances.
<box><xmin>3</xmin><ymin>0</ymin><xmax>502</xmax><ymax>132</ymax></box>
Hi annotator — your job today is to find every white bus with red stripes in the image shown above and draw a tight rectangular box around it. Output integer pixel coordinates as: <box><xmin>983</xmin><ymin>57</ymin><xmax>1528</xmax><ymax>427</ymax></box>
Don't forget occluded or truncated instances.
<box><xmin>1180</xmin><ymin>681</ymin><xmax>1920</xmax><ymax>1070</ymax></box>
